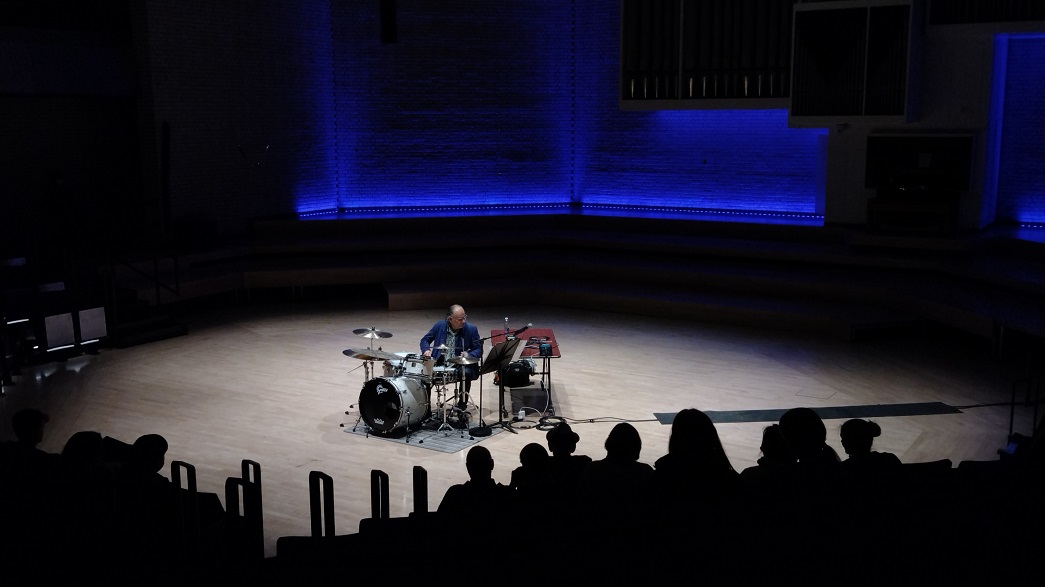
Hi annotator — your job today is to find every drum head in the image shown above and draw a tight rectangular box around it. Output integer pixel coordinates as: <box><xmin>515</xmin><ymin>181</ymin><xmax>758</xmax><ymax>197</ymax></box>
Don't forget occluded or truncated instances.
<box><xmin>358</xmin><ymin>376</ymin><xmax>428</xmax><ymax>433</ymax></box>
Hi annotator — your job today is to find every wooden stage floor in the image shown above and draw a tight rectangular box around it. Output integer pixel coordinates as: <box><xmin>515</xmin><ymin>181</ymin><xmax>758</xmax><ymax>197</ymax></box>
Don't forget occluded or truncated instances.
<box><xmin>0</xmin><ymin>300</ymin><xmax>1034</xmax><ymax>557</ymax></box>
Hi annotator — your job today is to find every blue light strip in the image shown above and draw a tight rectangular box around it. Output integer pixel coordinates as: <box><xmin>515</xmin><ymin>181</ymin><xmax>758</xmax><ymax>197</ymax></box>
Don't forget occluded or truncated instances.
<box><xmin>580</xmin><ymin>204</ymin><xmax>822</xmax><ymax>220</ymax></box>
<box><xmin>298</xmin><ymin>202</ymin><xmax>824</xmax><ymax>224</ymax></box>
<box><xmin>579</xmin><ymin>204</ymin><xmax>824</xmax><ymax>225</ymax></box>
<box><xmin>331</xmin><ymin>203</ymin><xmax>571</xmax><ymax>219</ymax></box>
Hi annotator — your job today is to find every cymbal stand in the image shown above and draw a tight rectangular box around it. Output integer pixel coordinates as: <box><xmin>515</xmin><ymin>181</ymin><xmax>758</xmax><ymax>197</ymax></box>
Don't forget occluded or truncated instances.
<box><xmin>404</xmin><ymin>408</ymin><xmax>416</xmax><ymax>443</ymax></box>
<box><xmin>362</xmin><ymin>334</ymin><xmax>387</xmax><ymax>382</ymax></box>
<box><xmin>343</xmin><ymin>370</ymin><xmax>368</xmax><ymax>434</ymax></box>
<box><xmin>346</xmin><ymin>400</ymin><xmax>369</xmax><ymax>436</ymax></box>
<box><xmin>434</xmin><ymin>376</ymin><xmax>456</xmax><ymax>434</ymax></box>
<box><xmin>354</xmin><ymin>360</ymin><xmax>373</xmax><ymax>432</ymax></box>
<box><xmin>446</xmin><ymin>370</ymin><xmax>469</xmax><ymax>437</ymax></box>
<box><xmin>344</xmin><ymin>325</ymin><xmax>393</xmax><ymax>437</ymax></box>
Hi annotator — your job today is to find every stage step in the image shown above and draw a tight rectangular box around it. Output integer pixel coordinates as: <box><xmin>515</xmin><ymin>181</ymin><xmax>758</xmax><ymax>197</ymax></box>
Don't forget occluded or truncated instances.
<box><xmin>110</xmin><ymin>314</ymin><xmax>188</xmax><ymax>348</ymax></box>
<box><xmin>97</xmin><ymin>215</ymin><xmax>1045</xmax><ymax>349</ymax></box>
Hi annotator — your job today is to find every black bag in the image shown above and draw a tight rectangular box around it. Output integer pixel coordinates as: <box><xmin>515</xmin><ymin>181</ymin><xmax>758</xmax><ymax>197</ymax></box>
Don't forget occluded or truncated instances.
<box><xmin>500</xmin><ymin>361</ymin><xmax>531</xmax><ymax>387</ymax></box>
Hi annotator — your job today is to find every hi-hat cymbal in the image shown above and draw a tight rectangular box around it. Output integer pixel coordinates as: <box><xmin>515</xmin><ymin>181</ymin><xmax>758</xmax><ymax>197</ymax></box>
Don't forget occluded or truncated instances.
<box><xmin>448</xmin><ymin>356</ymin><xmax>479</xmax><ymax>365</ymax></box>
<box><xmin>433</xmin><ymin>343</ymin><xmax>452</xmax><ymax>350</ymax></box>
<box><xmin>353</xmin><ymin>327</ymin><xmax>392</xmax><ymax>339</ymax></box>
<box><xmin>343</xmin><ymin>348</ymin><xmax>398</xmax><ymax>361</ymax></box>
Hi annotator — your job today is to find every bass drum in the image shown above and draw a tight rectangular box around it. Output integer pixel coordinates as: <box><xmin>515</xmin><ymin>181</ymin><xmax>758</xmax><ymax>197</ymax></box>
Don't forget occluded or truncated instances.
<box><xmin>358</xmin><ymin>376</ymin><xmax>429</xmax><ymax>434</ymax></box>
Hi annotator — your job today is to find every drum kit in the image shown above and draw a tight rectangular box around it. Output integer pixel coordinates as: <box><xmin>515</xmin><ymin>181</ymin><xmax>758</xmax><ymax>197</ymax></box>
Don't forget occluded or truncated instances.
<box><xmin>343</xmin><ymin>327</ymin><xmax>476</xmax><ymax>437</ymax></box>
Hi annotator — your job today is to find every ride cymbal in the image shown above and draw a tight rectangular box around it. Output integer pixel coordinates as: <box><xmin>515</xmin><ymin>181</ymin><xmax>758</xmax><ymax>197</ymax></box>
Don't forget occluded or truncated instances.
<box><xmin>343</xmin><ymin>348</ymin><xmax>398</xmax><ymax>361</ymax></box>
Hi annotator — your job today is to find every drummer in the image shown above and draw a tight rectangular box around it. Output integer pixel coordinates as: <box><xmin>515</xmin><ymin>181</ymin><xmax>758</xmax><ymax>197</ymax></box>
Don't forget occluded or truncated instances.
<box><xmin>421</xmin><ymin>304</ymin><xmax>483</xmax><ymax>410</ymax></box>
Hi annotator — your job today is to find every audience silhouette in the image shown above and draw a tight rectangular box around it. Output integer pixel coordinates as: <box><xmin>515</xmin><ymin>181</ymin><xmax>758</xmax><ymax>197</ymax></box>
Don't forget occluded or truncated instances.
<box><xmin>115</xmin><ymin>433</ymin><xmax>179</xmax><ymax>570</ymax></box>
<box><xmin>1</xmin><ymin>403</ymin><xmax>1039</xmax><ymax>585</ymax></box>
<box><xmin>839</xmin><ymin>418</ymin><xmax>902</xmax><ymax>472</ymax></box>
<box><xmin>575</xmin><ymin>422</ymin><xmax>655</xmax><ymax>535</ymax></box>
<box><xmin>739</xmin><ymin>423</ymin><xmax>795</xmax><ymax>496</ymax></box>
<box><xmin>0</xmin><ymin>409</ymin><xmax>64</xmax><ymax>572</ymax></box>
<box><xmin>654</xmin><ymin>408</ymin><xmax>741</xmax><ymax>506</ymax></box>
<box><xmin>647</xmin><ymin>409</ymin><xmax>744</xmax><ymax>581</ymax></box>
<box><xmin>544</xmin><ymin>422</ymin><xmax>592</xmax><ymax>513</ymax></box>
<box><xmin>60</xmin><ymin>430</ymin><xmax>119</xmax><ymax>570</ymax></box>
<box><xmin>0</xmin><ymin>411</ymin><xmax>218</xmax><ymax>582</ymax></box>
<box><xmin>437</xmin><ymin>445</ymin><xmax>516</xmax><ymax>522</ymax></box>
<box><xmin>778</xmin><ymin>407</ymin><xmax>841</xmax><ymax>474</ymax></box>
<box><xmin>508</xmin><ymin>442</ymin><xmax>553</xmax><ymax>509</ymax></box>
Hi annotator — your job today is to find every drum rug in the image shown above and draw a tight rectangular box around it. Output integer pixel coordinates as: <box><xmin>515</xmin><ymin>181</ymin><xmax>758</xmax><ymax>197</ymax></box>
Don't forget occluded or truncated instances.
<box><xmin>343</xmin><ymin>418</ymin><xmax>503</xmax><ymax>453</ymax></box>
<box><xmin>654</xmin><ymin>401</ymin><xmax>961</xmax><ymax>425</ymax></box>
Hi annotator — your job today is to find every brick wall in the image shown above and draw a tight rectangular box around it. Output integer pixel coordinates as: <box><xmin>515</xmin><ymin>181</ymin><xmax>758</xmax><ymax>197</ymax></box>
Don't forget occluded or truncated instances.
<box><xmin>332</xmin><ymin>0</ymin><xmax>825</xmax><ymax>216</ymax></box>
<box><xmin>331</xmin><ymin>1</ymin><xmax>577</xmax><ymax>210</ymax></box>
<box><xmin>143</xmin><ymin>0</ymin><xmax>336</xmax><ymax>241</ymax></box>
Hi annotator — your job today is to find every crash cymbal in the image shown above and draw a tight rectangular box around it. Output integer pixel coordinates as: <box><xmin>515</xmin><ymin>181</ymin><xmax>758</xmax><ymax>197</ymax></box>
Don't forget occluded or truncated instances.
<box><xmin>342</xmin><ymin>348</ymin><xmax>398</xmax><ymax>361</ymax></box>
<box><xmin>447</xmin><ymin>356</ymin><xmax>479</xmax><ymax>365</ymax></box>
<box><xmin>353</xmin><ymin>327</ymin><xmax>393</xmax><ymax>339</ymax></box>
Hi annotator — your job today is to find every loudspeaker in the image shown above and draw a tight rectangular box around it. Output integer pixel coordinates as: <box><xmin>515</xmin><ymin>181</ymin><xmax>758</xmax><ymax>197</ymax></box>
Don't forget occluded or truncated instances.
<box><xmin>509</xmin><ymin>384</ymin><xmax>549</xmax><ymax>417</ymax></box>
<box><xmin>44</xmin><ymin>313</ymin><xmax>75</xmax><ymax>350</ymax></box>
<box><xmin>79</xmin><ymin>307</ymin><xmax>107</xmax><ymax>341</ymax></box>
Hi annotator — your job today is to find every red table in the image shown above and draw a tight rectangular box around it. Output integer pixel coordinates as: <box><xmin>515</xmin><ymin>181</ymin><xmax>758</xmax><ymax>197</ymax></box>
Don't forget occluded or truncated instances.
<box><xmin>489</xmin><ymin>328</ymin><xmax>559</xmax><ymax>413</ymax></box>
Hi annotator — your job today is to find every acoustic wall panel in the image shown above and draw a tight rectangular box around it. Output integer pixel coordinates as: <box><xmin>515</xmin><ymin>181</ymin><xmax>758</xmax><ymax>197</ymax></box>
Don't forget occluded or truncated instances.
<box><xmin>790</xmin><ymin>0</ymin><xmax>922</xmax><ymax>122</ymax></box>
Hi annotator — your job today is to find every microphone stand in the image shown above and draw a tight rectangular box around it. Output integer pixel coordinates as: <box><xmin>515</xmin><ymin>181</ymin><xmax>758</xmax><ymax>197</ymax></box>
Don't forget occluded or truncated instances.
<box><xmin>470</xmin><ymin>333</ymin><xmax>498</xmax><ymax>437</ymax></box>
<box><xmin>470</xmin><ymin>330</ymin><xmax>525</xmax><ymax>436</ymax></box>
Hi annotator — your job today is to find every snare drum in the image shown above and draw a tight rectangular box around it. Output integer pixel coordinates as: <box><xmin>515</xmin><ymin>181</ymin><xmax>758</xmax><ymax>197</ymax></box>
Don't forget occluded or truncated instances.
<box><xmin>432</xmin><ymin>365</ymin><xmax>458</xmax><ymax>385</ymax></box>
<box><xmin>358</xmin><ymin>376</ymin><xmax>430</xmax><ymax>434</ymax></box>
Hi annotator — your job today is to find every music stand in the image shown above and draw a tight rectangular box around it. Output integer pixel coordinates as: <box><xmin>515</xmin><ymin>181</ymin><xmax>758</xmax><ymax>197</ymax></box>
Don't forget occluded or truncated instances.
<box><xmin>469</xmin><ymin>337</ymin><xmax>522</xmax><ymax>436</ymax></box>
